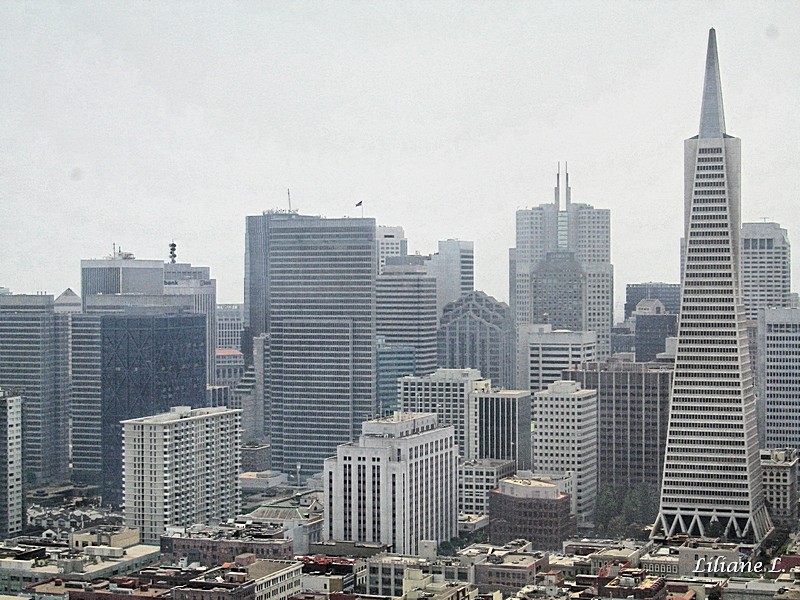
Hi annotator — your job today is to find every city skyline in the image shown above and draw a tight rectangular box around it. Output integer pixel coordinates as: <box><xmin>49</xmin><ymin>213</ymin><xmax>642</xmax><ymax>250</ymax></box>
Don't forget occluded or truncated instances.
<box><xmin>2</xmin><ymin>3</ymin><xmax>799</xmax><ymax>308</ymax></box>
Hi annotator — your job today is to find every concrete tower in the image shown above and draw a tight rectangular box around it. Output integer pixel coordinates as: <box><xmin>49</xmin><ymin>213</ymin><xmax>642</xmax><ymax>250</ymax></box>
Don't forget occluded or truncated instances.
<box><xmin>653</xmin><ymin>29</ymin><xmax>772</xmax><ymax>544</ymax></box>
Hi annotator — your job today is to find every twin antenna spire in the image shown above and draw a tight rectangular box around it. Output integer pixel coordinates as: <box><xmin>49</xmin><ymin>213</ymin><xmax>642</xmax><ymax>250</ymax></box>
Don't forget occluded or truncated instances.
<box><xmin>554</xmin><ymin>162</ymin><xmax>571</xmax><ymax>210</ymax></box>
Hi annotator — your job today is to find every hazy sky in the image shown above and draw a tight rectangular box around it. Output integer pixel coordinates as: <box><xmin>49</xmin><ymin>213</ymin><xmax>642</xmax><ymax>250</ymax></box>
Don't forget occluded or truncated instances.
<box><xmin>2</xmin><ymin>2</ymin><xmax>799</xmax><ymax>313</ymax></box>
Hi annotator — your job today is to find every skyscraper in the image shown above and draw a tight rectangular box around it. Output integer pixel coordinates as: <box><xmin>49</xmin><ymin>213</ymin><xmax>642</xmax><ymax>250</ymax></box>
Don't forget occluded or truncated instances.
<box><xmin>423</xmin><ymin>239</ymin><xmax>474</xmax><ymax>318</ymax></box>
<box><xmin>80</xmin><ymin>250</ymin><xmax>163</xmax><ymax>310</ymax></box>
<box><xmin>468</xmin><ymin>389</ymin><xmax>532</xmax><ymax>470</ymax></box>
<box><xmin>399</xmin><ymin>368</ymin><xmax>490</xmax><ymax>458</ymax></box>
<box><xmin>0</xmin><ymin>295</ymin><xmax>70</xmax><ymax>487</ymax></box>
<box><xmin>245</xmin><ymin>212</ymin><xmax>376</xmax><ymax>475</ymax></box>
<box><xmin>164</xmin><ymin>262</ymin><xmax>217</xmax><ymax>385</ymax></box>
<box><xmin>323</xmin><ymin>412</ymin><xmax>457</xmax><ymax>555</ymax></box>
<box><xmin>123</xmin><ymin>406</ymin><xmax>241</xmax><ymax>543</ymax></box>
<box><xmin>377</xmin><ymin>225</ymin><xmax>408</xmax><ymax>274</ymax></box>
<box><xmin>624</xmin><ymin>282</ymin><xmax>681</xmax><ymax>320</ymax></box>
<box><xmin>533</xmin><ymin>380</ymin><xmax>598</xmax><ymax>528</ymax></box>
<box><xmin>438</xmin><ymin>291</ymin><xmax>516</xmax><ymax>389</ymax></box>
<box><xmin>71</xmin><ymin>309</ymin><xmax>207</xmax><ymax>504</ymax></box>
<box><xmin>653</xmin><ymin>30</ymin><xmax>771</xmax><ymax>544</ymax></box>
<box><xmin>757</xmin><ymin>308</ymin><xmax>800</xmax><ymax>449</ymax></box>
<box><xmin>512</xmin><ymin>168</ymin><xmax>613</xmax><ymax>358</ymax></box>
<box><xmin>376</xmin><ymin>264</ymin><xmax>438</xmax><ymax>375</ymax></box>
<box><xmin>741</xmin><ymin>222</ymin><xmax>791</xmax><ymax>320</ymax></box>
<box><xmin>516</xmin><ymin>325</ymin><xmax>596</xmax><ymax>394</ymax></box>
<box><xmin>217</xmin><ymin>303</ymin><xmax>244</xmax><ymax>351</ymax></box>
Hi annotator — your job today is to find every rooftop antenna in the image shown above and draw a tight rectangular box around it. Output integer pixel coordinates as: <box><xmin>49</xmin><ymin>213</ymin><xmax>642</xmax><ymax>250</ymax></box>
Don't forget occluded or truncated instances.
<box><xmin>565</xmin><ymin>161</ymin><xmax>571</xmax><ymax>208</ymax></box>
<box><xmin>169</xmin><ymin>241</ymin><xmax>177</xmax><ymax>264</ymax></box>
<box><xmin>112</xmin><ymin>242</ymin><xmax>116</xmax><ymax>257</ymax></box>
<box><xmin>287</xmin><ymin>188</ymin><xmax>292</xmax><ymax>212</ymax></box>
<box><xmin>554</xmin><ymin>162</ymin><xmax>560</xmax><ymax>209</ymax></box>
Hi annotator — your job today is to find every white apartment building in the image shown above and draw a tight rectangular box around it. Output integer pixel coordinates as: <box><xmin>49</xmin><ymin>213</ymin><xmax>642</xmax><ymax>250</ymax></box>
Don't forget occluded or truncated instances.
<box><xmin>0</xmin><ymin>389</ymin><xmax>22</xmax><ymax>537</ymax></box>
<box><xmin>122</xmin><ymin>406</ymin><xmax>241</xmax><ymax>543</ymax></box>
<box><xmin>517</xmin><ymin>325</ymin><xmax>597</xmax><ymax>394</ymax></box>
<box><xmin>533</xmin><ymin>380</ymin><xmax>597</xmax><ymax>527</ymax></box>
<box><xmin>323</xmin><ymin>412</ymin><xmax>457</xmax><ymax>555</ymax></box>
<box><xmin>400</xmin><ymin>368</ymin><xmax>490</xmax><ymax>457</ymax></box>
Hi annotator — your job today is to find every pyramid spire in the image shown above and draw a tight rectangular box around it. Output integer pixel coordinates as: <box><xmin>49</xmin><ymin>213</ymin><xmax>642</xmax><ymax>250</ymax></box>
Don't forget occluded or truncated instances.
<box><xmin>699</xmin><ymin>28</ymin><xmax>726</xmax><ymax>138</ymax></box>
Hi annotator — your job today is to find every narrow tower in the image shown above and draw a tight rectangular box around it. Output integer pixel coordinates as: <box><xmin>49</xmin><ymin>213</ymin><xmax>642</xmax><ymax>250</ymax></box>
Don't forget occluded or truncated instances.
<box><xmin>653</xmin><ymin>29</ymin><xmax>772</xmax><ymax>543</ymax></box>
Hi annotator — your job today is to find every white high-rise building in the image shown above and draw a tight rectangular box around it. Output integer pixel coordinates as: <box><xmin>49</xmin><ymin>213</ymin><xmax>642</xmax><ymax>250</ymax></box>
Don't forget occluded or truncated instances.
<box><xmin>757</xmin><ymin>308</ymin><xmax>800</xmax><ymax>449</ymax></box>
<box><xmin>376</xmin><ymin>265</ymin><xmax>438</xmax><ymax>376</ymax></box>
<box><xmin>512</xmin><ymin>168</ymin><xmax>613</xmax><ymax>358</ymax></box>
<box><xmin>323</xmin><ymin>412</ymin><xmax>457</xmax><ymax>555</ymax></box>
<box><xmin>217</xmin><ymin>303</ymin><xmax>244</xmax><ymax>351</ymax></box>
<box><xmin>516</xmin><ymin>325</ymin><xmax>597</xmax><ymax>394</ymax></box>
<box><xmin>653</xmin><ymin>29</ymin><xmax>771</xmax><ymax>544</ymax></box>
<box><xmin>741</xmin><ymin>222</ymin><xmax>791</xmax><ymax>320</ymax></box>
<box><xmin>424</xmin><ymin>239</ymin><xmax>474</xmax><ymax>318</ymax></box>
<box><xmin>400</xmin><ymin>368</ymin><xmax>490</xmax><ymax>458</ymax></box>
<box><xmin>122</xmin><ymin>406</ymin><xmax>241</xmax><ymax>544</ymax></box>
<box><xmin>0</xmin><ymin>389</ymin><xmax>23</xmax><ymax>538</ymax></box>
<box><xmin>532</xmin><ymin>380</ymin><xmax>597</xmax><ymax>528</ymax></box>
<box><xmin>377</xmin><ymin>226</ymin><xmax>407</xmax><ymax>274</ymax></box>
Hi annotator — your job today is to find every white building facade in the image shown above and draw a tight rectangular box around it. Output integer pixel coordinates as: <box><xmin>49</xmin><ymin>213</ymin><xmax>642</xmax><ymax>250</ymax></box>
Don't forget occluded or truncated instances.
<box><xmin>123</xmin><ymin>406</ymin><xmax>241</xmax><ymax>543</ymax></box>
<box><xmin>741</xmin><ymin>222</ymin><xmax>791</xmax><ymax>321</ymax></box>
<box><xmin>532</xmin><ymin>380</ymin><xmax>597</xmax><ymax>527</ymax></box>
<box><xmin>517</xmin><ymin>325</ymin><xmax>597</xmax><ymax>394</ymax></box>
<box><xmin>323</xmin><ymin>412</ymin><xmax>457</xmax><ymax>555</ymax></box>
<box><xmin>653</xmin><ymin>29</ymin><xmax>771</xmax><ymax>543</ymax></box>
<box><xmin>400</xmin><ymin>368</ymin><xmax>490</xmax><ymax>458</ymax></box>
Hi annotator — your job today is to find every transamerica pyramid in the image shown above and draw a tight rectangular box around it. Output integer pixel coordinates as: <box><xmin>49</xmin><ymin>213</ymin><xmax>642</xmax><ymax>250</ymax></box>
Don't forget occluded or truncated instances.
<box><xmin>652</xmin><ymin>29</ymin><xmax>773</xmax><ymax>544</ymax></box>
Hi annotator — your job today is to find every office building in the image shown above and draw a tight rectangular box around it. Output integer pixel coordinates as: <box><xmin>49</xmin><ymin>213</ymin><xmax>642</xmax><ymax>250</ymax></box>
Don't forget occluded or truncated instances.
<box><xmin>80</xmin><ymin>250</ymin><xmax>164</xmax><ymax>309</ymax></box>
<box><xmin>172</xmin><ymin>557</ymin><xmax>301</xmax><ymax>600</ymax></box>
<box><xmin>758</xmin><ymin>308</ymin><xmax>800</xmax><ymax>449</ymax></box>
<box><xmin>517</xmin><ymin>324</ymin><xmax>596</xmax><ymax>394</ymax></box>
<box><xmin>529</xmin><ymin>251</ymin><xmax>588</xmax><ymax>331</ymax></box>
<box><xmin>437</xmin><ymin>291</ymin><xmax>515</xmax><ymax>389</ymax></box>
<box><xmin>53</xmin><ymin>288</ymin><xmax>82</xmax><ymax>313</ymax></box>
<box><xmin>469</xmin><ymin>390</ymin><xmax>531</xmax><ymax>470</ymax></box>
<box><xmin>760</xmin><ymin>449</ymin><xmax>798</xmax><ymax>524</ymax></box>
<box><xmin>376</xmin><ymin>264</ymin><xmax>438</xmax><ymax>375</ymax></box>
<box><xmin>400</xmin><ymin>368</ymin><xmax>490</xmax><ymax>457</ymax></box>
<box><xmin>323</xmin><ymin>412</ymin><xmax>457</xmax><ymax>556</ymax></box>
<box><xmin>0</xmin><ymin>294</ymin><xmax>70</xmax><ymax>486</ymax></box>
<box><xmin>376</xmin><ymin>338</ymin><xmax>416</xmax><ymax>417</ymax></box>
<box><xmin>217</xmin><ymin>303</ymin><xmax>244</xmax><ymax>351</ymax></box>
<box><xmin>377</xmin><ymin>225</ymin><xmax>408</xmax><ymax>274</ymax></box>
<box><xmin>216</xmin><ymin>348</ymin><xmax>245</xmax><ymax>388</ymax></box>
<box><xmin>71</xmin><ymin>309</ymin><xmax>207</xmax><ymax>504</ymax></box>
<box><xmin>563</xmin><ymin>361</ymin><xmax>672</xmax><ymax>490</ymax></box>
<box><xmin>742</xmin><ymin>222</ymin><xmax>791</xmax><ymax>320</ymax></box>
<box><xmin>244</xmin><ymin>212</ymin><xmax>376</xmax><ymax>475</ymax></box>
<box><xmin>0</xmin><ymin>389</ymin><xmax>23</xmax><ymax>537</ymax></box>
<box><xmin>164</xmin><ymin>261</ymin><xmax>217</xmax><ymax>385</ymax></box>
<box><xmin>512</xmin><ymin>167</ymin><xmax>613</xmax><ymax>357</ymax></box>
<box><xmin>488</xmin><ymin>474</ymin><xmax>576</xmax><ymax>549</ymax></box>
<box><xmin>632</xmin><ymin>300</ymin><xmax>677</xmax><ymax>362</ymax></box>
<box><xmin>423</xmin><ymin>239</ymin><xmax>474</xmax><ymax>318</ymax></box>
<box><xmin>624</xmin><ymin>283</ymin><xmax>681</xmax><ymax>320</ymax></box>
<box><xmin>458</xmin><ymin>458</ymin><xmax>515</xmax><ymax>516</ymax></box>
<box><xmin>533</xmin><ymin>380</ymin><xmax>597</xmax><ymax>527</ymax></box>
<box><xmin>653</xmin><ymin>30</ymin><xmax>772</xmax><ymax>544</ymax></box>
<box><xmin>123</xmin><ymin>406</ymin><xmax>241</xmax><ymax>544</ymax></box>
